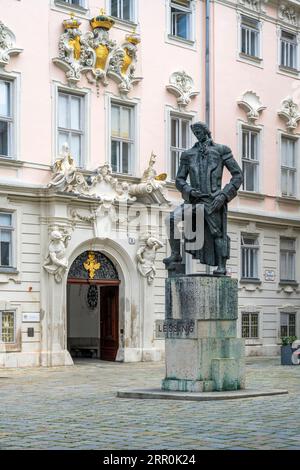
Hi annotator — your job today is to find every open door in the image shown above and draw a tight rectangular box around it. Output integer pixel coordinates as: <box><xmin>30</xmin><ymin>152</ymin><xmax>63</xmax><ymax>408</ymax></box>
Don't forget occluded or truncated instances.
<box><xmin>100</xmin><ymin>286</ymin><xmax>119</xmax><ymax>361</ymax></box>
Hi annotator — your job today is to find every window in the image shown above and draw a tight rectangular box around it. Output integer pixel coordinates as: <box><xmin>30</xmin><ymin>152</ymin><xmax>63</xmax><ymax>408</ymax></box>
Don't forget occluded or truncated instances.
<box><xmin>280</xmin><ymin>312</ymin><xmax>296</xmax><ymax>338</ymax></box>
<box><xmin>242</xmin><ymin>312</ymin><xmax>259</xmax><ymax>339</ymax></box>
<box><xmin>0</xmin><ymin>79</ymin><xmax>13</xmax><ymax>158</ymax></box>
<box><xmin>0</xmin><ymin>213</ymin><xmax>13</xmax><ymax>268</ymax></box>
<box><xmin>281</xmin><ymin>137</ymin><xmax>297</xmax><ymax>197</ymax></box>
<box><xmin>0</xmin><ymin>311</ymin><xmax>15</xmax><ymax>343</ymax></box>
<box><xmin>241</xmin><ymin>234</ymin><xmax>259</xmax><ymax>279</ymax></box>
<box><xmin>58</xmin><ymin>92</ymin><xmax>84</xmax><ymax>167</ymax></box>
<box><xmin>59</xmin><ymin>0</ymin><xmax>84</xmax><ymax>5</ymax></box>
<box><xmin>241</xmin><ymin>16</ymin><xmax>260</xmax><ymax>58</ymax></box>
<box><xmin>110</xmin><ymin>0</ymin><xmax>134</xmax><ymax>22</ymax></box>
<box><xmin>280</xmin><ymin>31</ymin><xmax>297</xmax><ymax>70</ymax></box>
<box><xmin>111</xmin><ymin>103</ymin><xmax>134</xmax><ymax>174</ymax></box>
<box><xmin>170</xmin><ymin>115</ymin><xmax>191</xmax><ymax>180</ymax></box>
<box><xmin>280</xmin><ymin>238</ymin><xmax>296</xmax><ymax>282</ymax></box>
<box><xmin>241</xmin><ymin>128</ymin><xmax>259</xmax><ymax>192</ymax></box>
<box><xmin>170</xmin><ymin>0</ymin><xmax>192</xmax><ymax>41</ymax></box>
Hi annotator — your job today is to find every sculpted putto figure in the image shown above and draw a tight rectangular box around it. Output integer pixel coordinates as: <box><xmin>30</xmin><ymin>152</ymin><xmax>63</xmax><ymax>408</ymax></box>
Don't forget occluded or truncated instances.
<box><xmin>137</xmin><ymin>235</ymin><xmax>164</xmax><ymax>285</ymax></box>
<box><xmin>48</xmin><ymin>143</ymin><xmax>77</xmax><ymax>190</ymax></box>
<box><xmin>44</xmin><ymin>229</ymin><xmax>71</xmax><ymax>283</ymax></box>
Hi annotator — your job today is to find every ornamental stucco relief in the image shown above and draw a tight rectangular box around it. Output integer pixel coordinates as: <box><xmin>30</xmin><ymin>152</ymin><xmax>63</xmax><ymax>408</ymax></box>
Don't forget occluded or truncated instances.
<box><xmin>0</xmin><ymin>21</ymin><xmax>23</xmax><ymax>68</ymax></box>
<box><xmin>237</xmin><ymin>91</ymin><xmax>266</xmax><ymax>124</ymax></box>
<box><xmin>278</xmin><ymin>97</ymin><xmax>300</xmax><ymax>131</ymax></box>
<box><xmin>166</xmin><ymin>71</ymin><xmax>199</xmax><ymax>110</ymax></box>
<box><xmin>278</xmin><ymin>3</ymin><xmax>298</xmax><ymax>26</ymax></box>
<box><xmin>53</xmin><ymin>11</ymin><xmax>142</xmax><ymax>95</ymax></box>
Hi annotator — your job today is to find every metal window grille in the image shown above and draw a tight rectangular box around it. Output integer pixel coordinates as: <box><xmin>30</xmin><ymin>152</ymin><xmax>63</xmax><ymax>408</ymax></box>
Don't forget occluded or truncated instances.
<box><xmin>241</xmin><ymin>234</ymin><xmax>259</xmax><ymax>279</ymax></box>
<box><xmin>0</xmin><ymin>311</ymin><xmax>15</xmax><ymax>343</ymax></box>
<box><xmin>280</xmin><ymin>238</ymin><xmax>296</xmax><ymax>281</ymax></box>
<box><xmin>242</xmin><ymin>312</ymin><xmax>259</xmax><ymax>339</ymax></box>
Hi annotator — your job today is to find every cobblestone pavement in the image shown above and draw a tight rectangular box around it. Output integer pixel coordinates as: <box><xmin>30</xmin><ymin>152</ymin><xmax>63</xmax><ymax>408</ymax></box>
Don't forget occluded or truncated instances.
<box><xmin>0</xmin><ymin>357</ymin><xmax>299</xmax><ymax>450</ymax></box>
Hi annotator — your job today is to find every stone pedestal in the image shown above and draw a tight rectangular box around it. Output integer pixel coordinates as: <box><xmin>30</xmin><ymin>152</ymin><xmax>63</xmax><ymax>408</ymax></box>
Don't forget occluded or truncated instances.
<box><xmin>161</xmin><ymin>275</ymin><xmax>245</xmax><ymax>392</ymax></box>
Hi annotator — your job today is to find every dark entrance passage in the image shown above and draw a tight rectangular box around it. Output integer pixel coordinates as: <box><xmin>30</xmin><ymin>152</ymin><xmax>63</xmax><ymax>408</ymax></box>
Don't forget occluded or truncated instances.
<box><xmin>67</xmin><ymin>251</ymin><xmax>120</xmax><ymax>361</ymax></box>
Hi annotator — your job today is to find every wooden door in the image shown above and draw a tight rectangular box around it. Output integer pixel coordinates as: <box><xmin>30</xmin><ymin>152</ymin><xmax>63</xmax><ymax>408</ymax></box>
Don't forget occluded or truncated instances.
<box><xmin>100</xmin><ymin>286</ymin><xmax>119</xmax><ymax>361</ymax></box>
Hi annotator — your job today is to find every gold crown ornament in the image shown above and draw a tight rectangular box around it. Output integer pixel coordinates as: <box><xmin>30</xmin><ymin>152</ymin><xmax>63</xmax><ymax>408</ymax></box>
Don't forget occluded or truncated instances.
<box><xmin>90</xmin><ymin>9</ymin><xmax>115</xmax><ymax>30</ymax></box>
<box><xmin>63</xmin><ymin>12</ymin><xmax>81</xmax><ymax>30</ymax></box>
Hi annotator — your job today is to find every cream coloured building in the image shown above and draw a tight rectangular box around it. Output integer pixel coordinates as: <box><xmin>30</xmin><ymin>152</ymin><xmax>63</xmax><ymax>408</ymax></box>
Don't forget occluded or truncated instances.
<box><xmin>0</xmin><ymin>0</ymin><xmax>300</xmax><ymax>368</ymax></box>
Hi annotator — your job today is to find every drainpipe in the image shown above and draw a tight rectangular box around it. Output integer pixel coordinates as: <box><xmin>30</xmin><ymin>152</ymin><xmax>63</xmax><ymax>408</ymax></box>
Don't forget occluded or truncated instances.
<box><xmin>205</xmin><ymin>0</ymin><xmax>211</xmax><ymax>275</ymax></box>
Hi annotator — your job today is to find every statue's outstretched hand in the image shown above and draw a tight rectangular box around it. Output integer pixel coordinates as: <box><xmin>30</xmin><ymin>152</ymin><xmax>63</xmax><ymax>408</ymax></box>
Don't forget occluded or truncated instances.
<box><xmin>210</xmin><ymin>193</ymin><xmax>226</xmax><ymax>213</ymax></box>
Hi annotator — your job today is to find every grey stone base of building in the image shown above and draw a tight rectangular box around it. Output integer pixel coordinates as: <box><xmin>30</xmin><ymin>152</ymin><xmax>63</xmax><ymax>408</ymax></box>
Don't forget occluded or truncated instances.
<box><xmin>117</xmin><ymin>388</ymin><xmax>288</xmax><ymax>402</ymax></box>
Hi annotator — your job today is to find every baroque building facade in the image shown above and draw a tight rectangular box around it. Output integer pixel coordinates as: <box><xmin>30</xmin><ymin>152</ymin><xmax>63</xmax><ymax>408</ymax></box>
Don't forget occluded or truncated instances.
<box><xmin>0</xmin><ymin>0</ymin><xmax>299</xmax><ymax>367</ymax></box>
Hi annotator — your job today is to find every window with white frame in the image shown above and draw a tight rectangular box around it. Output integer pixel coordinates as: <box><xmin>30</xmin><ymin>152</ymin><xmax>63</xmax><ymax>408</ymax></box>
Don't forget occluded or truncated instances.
<box><xmin>241</xmin><ymin>128</ymin><xmax>259</xmax><ymax>192</ymax></box>
<box><xmin>111</xmin><ymin>102</ymin><xmax>134</xmax><ymax>174</ymax></box>
<box><xmin>241</xmin><ymin>234</ymin><xmax>259</xmax><ymax>279</ymax></box>
<box><xmin>0</xmin><ymin>311</ymin><xmax>15</xmax><ymax>343</ymax></box>
<box><xmin>281</xmin><ymin>136</ymin><xmax>297</xmax><ymax>197</ymax></box>
<box><xmin>0</xmin><ymin>213</ymin><xmax>13</xmax><ymax>268</ymax></box>
<box><xmin>170</xmin><ymin>0</ymin><xmax>193</xmax><ymax>41</ymax></box>
<box><xmin>240</xmin><ymin>16</ymin><xmax>260</xmax><ymax>58</ymax></box>
<box><xmin>280</xmin><ymin>312</ymin><xmax>296</xmax><ymax>338</ymax></box>
<box><xmin>58</xmin><ymin>0</ymin><xmax>85</xmax><ymax>6</ymax></box>
<box><xmin>170</xmin><ymin>114</ymin><xmax>192</xmax><ymax>180</ymax></box>
<box><xmin>241</xmin><ymin>312</ymin><xmax>259</xmax><ymax>339</ymax></box>
<box><xmin>57</xmin><ymin>91</ymin><xmax>85</xmax><ymax>167</ymax></box>
<box><xmin>280</xmin><ymin>30</ymin><xmax>297</xmax><ymax>70</ymax></box>
<box><xmin>110</xmin><ymin>0</ymin><xmax>135</xmax><ymax>22</ymax></box>
<box><xmin>0</xmin><ymin>79</ymin><xmax>13</xmax><ymax>158</ymax></box>
<box><xmin>280</xmin><ymin>238</ymin><xmax>296</xmax><ymax>282</ymax></box>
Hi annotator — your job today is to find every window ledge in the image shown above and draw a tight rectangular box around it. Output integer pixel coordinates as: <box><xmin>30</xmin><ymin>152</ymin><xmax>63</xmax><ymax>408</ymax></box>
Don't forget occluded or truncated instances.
<box><xmin>278</xmin><ymin>65</ymin><xmax>299</xmax><ymax>77</ymax></box>
<box><xmin>53</xmin><ymin>0</ymin><xmax>88</xmax><ymax>15</ymax></box>
<box><xmin>279</xmin><ymin>280</ymin><xmax>298</xmax><ymax>287</ymax></box>
<box><xmin>167</xmin><ymin>34</ymin><xmax>195</xmax><ymax>49</ymax></box>
<box><xmin>0</xmin><ymin>157</ymin><xmax>23</xmax><ymax>168</ymax></box>
<box><xmin>238</xmin><ymin>191</ymin><xmax>265</xmax><ymax>200</ymax></box>
<box><xmin>110</xmin><ymin>16</ymin><xmax>138</xmax><ymax>31</ymax></box>
<box><xmin>239</xmin><ymin>53</ymin><xmax>262</xmax><ymax>64</ymax></box>
<box><xmin>244</xmin><ymin>339</ymin><xmax>263</xmax><ymax>346</ymax></box>
<box><xmin>0</xmin><ymin>344</ymin><xmax>21</xmax><ymax>353</ymax></box>
<box><xmin>0</xmin><ymin>267</ymin><xmax>18</xmax><ymax>274</ymax></box>
<box><xmin>240</xmin><ymin>278</ymin><xmax>261</xmax><ymax>284</ymax></box>
<box><xmin>276</xmin><ymin>196</ymin><xmax>300</xmax><ymax>205</ymax></box>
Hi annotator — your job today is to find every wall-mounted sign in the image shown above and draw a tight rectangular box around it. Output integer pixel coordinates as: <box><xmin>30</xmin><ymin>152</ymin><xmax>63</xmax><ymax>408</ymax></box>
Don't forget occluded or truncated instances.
<box><xmin>264</xmin><ymin>270</ymin><xmax>276</xmax><ymax>282</ymax></box>
<box><xmin>128</xmin><ymin>237</ymin><xmax>136</xmax><ymax>245</ymax></box>
<box><xmin>22</xmin><ymin>313</ymin><xmax>40</xmax><ymax>323</ymax></box>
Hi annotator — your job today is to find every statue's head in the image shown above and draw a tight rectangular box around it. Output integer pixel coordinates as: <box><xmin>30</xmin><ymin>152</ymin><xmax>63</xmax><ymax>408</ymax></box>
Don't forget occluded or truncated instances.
<box><xmin>191</xmin><ymin>122</ymin><xmax>211</xmax><ymax>143</ymax></box>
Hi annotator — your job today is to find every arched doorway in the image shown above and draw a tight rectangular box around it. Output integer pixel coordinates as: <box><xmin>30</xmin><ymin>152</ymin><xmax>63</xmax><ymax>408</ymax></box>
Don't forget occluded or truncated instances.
<box><xmin>67</xmin><ymin>251</ymin><xmax>120</xmax><ymax>361</ymax></box>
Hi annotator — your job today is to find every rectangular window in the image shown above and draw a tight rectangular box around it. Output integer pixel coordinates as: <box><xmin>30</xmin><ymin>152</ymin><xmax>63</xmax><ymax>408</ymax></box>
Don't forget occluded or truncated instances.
<box><xmin>280</xmin><ymin>31</ymin><xmax>297</xmax><ymax>70</ymax></box>
<box><xmin>111</xmin><ymin>0</ymin><xmax>134</xmax><ymax>21</ymax></box>
<box><xmin>58</xmin><ymin>92</ymin><xmax>84</xmax><ymax>167</ymax></box>
<box><xmin>281</xmin><ymin>137</ymin><xmax>297</xmax><ymax>197</ymax></box>
<box><xmin>170</xmin><ymin>0</ymin><xmax>192</xmax><ymax>41</ymax></box>
<box><xmin>60</xmin><ymin>0</ymin><xmax>84</xmax><ymax>5</ymax></box>
<box><xmin>241</xmin><ymin>16</ymin><xmax>260</xmax><ymax>58</ymax></box>
<box><xmin>0</xmin><ymin>212</ymin><xmax>13</xmax><ymax>267</ymax></box>
<box><xmin>0</xmin><ymin>79</ymin><xmax>13</xmax><ymax>158</ymax></box>
<box><xmin>111</xmin><ymin>103</ymin><xmax>134</xmax><ymax>174</ymax></box>
<box><xmin>170</xmin><ymin>115</ymin><xmax>191</xmax><ymax>180</ymax></box>
<box><xmin>0</xmin><ymin>311</ymin><xmax>15</xmax><ymax>343</ymax></box>
<box><xmin>280</xmin><ymin>238</ymin><xmax>296</xmax><ymax>281</ymax></box>
<box><xmin>280</xmin><ymin>312</ymin><xmax>296</xmax><ymax>338</ymax></box>
<box><xmin>242</xmin><ymin>312</ymin><xmax>259</xmax><ymax>339</ymax></box>
<box><xmin>241</xmin><ymin>234</ymin><xmax>259</xmax><ymax>279</ymax></box>
<box><xmin>242</xmin><ymin>128</ymin><xmax>259</xmax><ymax>192</ymax></box>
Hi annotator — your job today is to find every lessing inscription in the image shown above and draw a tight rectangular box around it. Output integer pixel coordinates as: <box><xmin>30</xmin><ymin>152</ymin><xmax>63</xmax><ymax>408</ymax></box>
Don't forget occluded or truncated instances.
<box><xmin>155</xmin><ymin>319</ymin><xmax>196</xmax><ymax>339</ymax></box>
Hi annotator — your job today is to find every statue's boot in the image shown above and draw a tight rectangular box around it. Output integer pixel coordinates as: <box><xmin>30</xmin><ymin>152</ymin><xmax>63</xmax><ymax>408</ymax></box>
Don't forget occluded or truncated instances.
<box><xmin>213</xmin><ymin>257</ymin><xmax>227</xmax><ymax>276</ymax></box>
<box><xmin>163</xmin><ymin>239</ymin><xmax>182</xmax><ymax>267</ymax></box>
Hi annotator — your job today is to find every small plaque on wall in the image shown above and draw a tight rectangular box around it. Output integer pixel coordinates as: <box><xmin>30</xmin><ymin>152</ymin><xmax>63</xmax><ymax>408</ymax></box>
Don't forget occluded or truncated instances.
<box><xmin>155</xmin><ymin>320</ymin><xmax>165</xmax><ymax>339</ymax></box>
<box><xmin>22</xmin><ymin>313</ymin><xmax>40</xmax><ymax>323</ymax></box>
<box><xmin>264</xmin><ymin>270</ymin><xmax>276</xmax><ymax>282</ymax></box>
